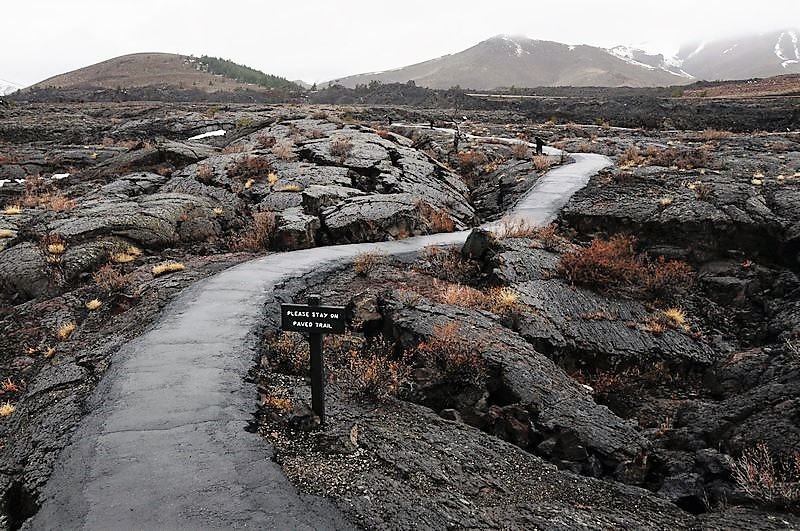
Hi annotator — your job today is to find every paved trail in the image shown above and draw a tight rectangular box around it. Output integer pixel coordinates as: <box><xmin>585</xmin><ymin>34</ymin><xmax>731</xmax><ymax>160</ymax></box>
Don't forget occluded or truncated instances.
<box><xmin>26</xmin><ymin>152</ymin><xmax>611</xmax><ymax>530</ymax></box>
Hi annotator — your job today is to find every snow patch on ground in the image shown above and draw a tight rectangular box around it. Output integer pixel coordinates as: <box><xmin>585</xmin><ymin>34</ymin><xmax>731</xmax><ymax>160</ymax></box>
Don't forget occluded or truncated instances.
<box><xmin>776</xmin><ymin>31</ymin><xmax>800</xmax><ymax>68</ymax></box>
<box><xmin>188</xmin><ymin>129</ymin><xmax>226</xmax><ymax>140</ymax></box>
<box><xmin>723</xmin><ymin>44</ymin><xmax>739</xmax><ymax>55</ymax></box>
<box><xmin>500</xmin><ymin>35</ymin><xmax>528</xmax><ymax>57</ymax></box>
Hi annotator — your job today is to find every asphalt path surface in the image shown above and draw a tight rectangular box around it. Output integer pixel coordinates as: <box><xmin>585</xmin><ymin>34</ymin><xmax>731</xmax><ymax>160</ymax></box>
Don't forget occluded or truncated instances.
<box><xmin>26</xmin><ymin>151</ymin><xmax>611</xmax><ymax>530</ymax></box>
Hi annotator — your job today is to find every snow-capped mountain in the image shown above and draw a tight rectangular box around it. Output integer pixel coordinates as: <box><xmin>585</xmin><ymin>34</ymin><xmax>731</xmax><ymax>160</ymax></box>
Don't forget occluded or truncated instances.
<box><xmin>0</xmin><ymin>80</ymin><xmax>22</xmax><ymax>96</ymax></box>
<box><xmin>331</xmin><ymin>35</ymin><xmax>688</xmax><ymax>90</ymax></box>
<box><xmin>607</xmin><ymin>45</ymin><xmax>694</xmax><ymax>79</ymax></box>
<box><xmin>676</xmin><ymin>29</ymin><xmax>799</xmax><ymax>80</ymax></box>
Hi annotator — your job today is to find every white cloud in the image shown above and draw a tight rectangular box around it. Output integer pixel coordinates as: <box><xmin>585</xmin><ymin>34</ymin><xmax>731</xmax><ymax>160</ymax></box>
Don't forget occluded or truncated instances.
<box><xmin>2</xmin><ymin>0</ymin><xmax>798</xmax><ymax>86</ymax></box>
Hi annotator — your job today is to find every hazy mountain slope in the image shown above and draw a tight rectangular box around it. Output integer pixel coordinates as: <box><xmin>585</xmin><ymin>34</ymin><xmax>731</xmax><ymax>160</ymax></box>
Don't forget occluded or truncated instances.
<box><xmin>678</xmin><ymin>29</ymin><xmax>800</xmax><ymax>80</ymax></box>
<box><xmin>332</xmin><ymin>36</ymin><xmax>689</xmax><ymax>89</ymax></box>
<box><xmin>32</xmin><ymin>53</ymin><xmax>300</xmax><ymax>92</ymax></box>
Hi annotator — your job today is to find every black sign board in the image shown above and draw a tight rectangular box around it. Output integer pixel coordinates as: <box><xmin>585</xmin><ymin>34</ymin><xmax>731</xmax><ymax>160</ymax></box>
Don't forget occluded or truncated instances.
<box><xmin>281</xmin><ymin>303</ymin><xmax>347</xmax><ymax>334</ymax></box>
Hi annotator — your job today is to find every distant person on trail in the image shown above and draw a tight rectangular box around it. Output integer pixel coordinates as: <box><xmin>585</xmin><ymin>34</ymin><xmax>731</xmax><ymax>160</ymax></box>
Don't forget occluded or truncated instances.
<box><xmin>535</xmin><ymin>136</ymin><xmax>544</xmax><ymax>155</ymax></box>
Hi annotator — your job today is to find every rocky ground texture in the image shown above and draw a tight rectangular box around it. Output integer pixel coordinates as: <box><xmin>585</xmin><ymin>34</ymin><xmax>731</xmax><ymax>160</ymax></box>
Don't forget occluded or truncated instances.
<box><xmin>253</xmin><ymin>123</ymin><xmax>800</xmax><ymax>527</ymax></box>
<box><xmin>0</xmin><ymin>100</ymin><xmax>798</xmax><ymax>529</ymax></box>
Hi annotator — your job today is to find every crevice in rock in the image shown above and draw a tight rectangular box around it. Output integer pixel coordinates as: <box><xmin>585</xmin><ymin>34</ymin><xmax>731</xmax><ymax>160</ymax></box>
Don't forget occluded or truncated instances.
<box><xmin>4</xmin><ymin>479</ymin><xmax>39</xmax><ymax>531</ymax></box>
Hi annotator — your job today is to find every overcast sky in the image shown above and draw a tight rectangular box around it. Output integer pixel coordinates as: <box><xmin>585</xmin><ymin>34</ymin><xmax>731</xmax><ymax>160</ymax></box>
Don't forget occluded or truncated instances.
<box><xmin>2</xmin><ymin>0</ymin><xmax>798</xmax><ymax>87</ymax></box>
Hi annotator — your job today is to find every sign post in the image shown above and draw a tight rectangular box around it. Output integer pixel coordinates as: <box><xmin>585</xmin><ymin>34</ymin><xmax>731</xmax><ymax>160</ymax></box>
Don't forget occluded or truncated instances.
<box><xmin>280</xmin><ymin>295</ymin><xmax>347</xmax><ymax>426</ymax></box>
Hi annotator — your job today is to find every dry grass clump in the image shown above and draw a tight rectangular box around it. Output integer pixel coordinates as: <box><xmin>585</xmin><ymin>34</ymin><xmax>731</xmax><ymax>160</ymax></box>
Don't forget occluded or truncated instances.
<box><xmin>264</xmin><ymin>332</ymin><xmax>309</xmax><ymax>375</ymax></box>
<box><xmin>456</xmin><ymin>150</ymin><xmax>488</xmax><ymax>177</ymax></box>
<box><xmin>257</xmin><ymin>134</ymin><xmax>277</xmax><ymax>149</ymax></box>
<box><xmin>267</xmin><ymin>172</ymin><xmax>279</xmax><ymax>185</ymax></box>
<box><xmin>232</xmin><ymin>211</ymin><xmax>277</xmax><ymax>251</ymax></box>
<box><xmin>532</xmin><ymin>155</ymin><xmax>553</xmax><ymax>172</ymax></box>
<box><xmin>417</xmin><ymin>201</ymin><xmax>456</xmax><ymax>233</ymax></box>
<box><xmin>700</xmin><ymin>128</ymin><xmax>733</xmax><ymax>140</ymax></box>
<box><xmin>47</xmin><ymin>242</ymin><xmax>66</xmax><ymax>255</ymax></box>
<box><xmin>646</xmin><ymin>146</ymin><xmax>710</xmax><ymax>170</ymax></box>
<box><xmin>375</xmin><ymin>128</ymin><xmax>392</xmax><ymax>139</ymax></box>
<box><xmin>348</xmin><ymin>348</ymin><xmax>409</xmax><ymax>399</ymax></box>
<box><xmin>511</xmin><ymin>142</ymin><xmax>529</xmax><ymax>159</ymax></box>
<box><xmin>111</xmin><ymin>251</ymin><xmax>136</xmax><ymax>264</ymax></box>
<box><xmin>55</xmin><ymin>322</ymin><xmax>77</xmax><ymax>341</ymax></box>
<box><xmin>3</xmin><ymin>204</ymin><xmax>21</xmax><ymax>215</ymax></box>
<box><xmin>659</xmin><ymin>196</ymin><xmax>674</xmax><ymax>207</ymax></box>
<box><xmin>329</xmin><ymin>137</ymin><xmax>354</xmax><ymax>158</ymax></box>
<box><xmin>228</xmin><ymin>156</ymin><xmax>272</xmax><ymax>179</ymax></box>
<box><xmin>662</xmin><ymin>307</ymin><xmax>688</xmax><ymax>330</ymax></box>
<box><xmin>353</xmin><ymin>251</ymin><xmax>387</xmax><ymax>276</ymax></box>
<box><xmin>495</xmin><ymin>217</ymin><xmax>539</xmax><ymax>239</ymax></box>
<box><xmin>261</xmin><ymin>395</ymin><xmax>293</xmax><ymax>414</ymax></box>
<box><xmin>558</xmin><ymin>235</ymin><xmax>694</xmax><ymax>299</ymax></box>
<box><xmin>618</xmin><ymin>146</ymin><xmax>644</xmax><ymax>168</ymax></box>
<box><xmin>151</xmin><ymin>261</ymin><xmax>186</xmax><ymax>277</ymax></box>
<box><xmin>196</xmin><ymin>163</ymin><xmax>214</xmax><ymax>182</ymax></box>
<box><xmin>732</xmin><ymin>442</ymin><xmax>800</xmax><ymax>510</ymax></box>
<box><xmin>485</xmin><ymin>287</ymin><xmax>520</xmax><ymax>315</ymax></box>
<box><xmin>274</xmin><ymin>184</ymin><xmax>304</xmax><ymax>193</ymax></box>
<box><xmin>0</xmin><ymin>229</ymin><xmax>13</xmax><ymax>238</ymax></box>
<box><xmin>436</xmin><ymin>283</ymin><xmax>487</xmax><ymax>308</ymax></box>
<box><xmin>1</xmin><ymin>378</ymin><xmax>20</xmax><ymax>393</ymax></box>
<box><xmin>0</xmin><ymin>401</ymin><xmax>15</xmax><ymax>417</ymax></box>
<box><xmin>85</xmin><ymin>298</ymin><xmax>103</xmax><ymax>311</ymax></box>
<box><xmin>416</xmin><ymin>245</ymin><xmax>478</xmax><ymax>283</ymax></box>
<box><xmin>93</xmin><ymin>264</ymin><xmax>132</xmax><ymax>292</ymax></box>
<box><xmin>413</xmin><ymin>322</ymin><xmax>487</xmax><ymax>385</ymax></box>
<box><xmin>272</xmin><ymin>141</ymin><xmax>296</xmax><ymax>160</ymax></box>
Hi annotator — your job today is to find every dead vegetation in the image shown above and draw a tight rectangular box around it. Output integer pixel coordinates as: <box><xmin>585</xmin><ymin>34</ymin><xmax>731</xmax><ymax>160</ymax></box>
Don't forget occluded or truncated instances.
<box><xmin>558</xmin><ymin>235</ymin><xmax>694</xmax><ymax>299</ymax></box>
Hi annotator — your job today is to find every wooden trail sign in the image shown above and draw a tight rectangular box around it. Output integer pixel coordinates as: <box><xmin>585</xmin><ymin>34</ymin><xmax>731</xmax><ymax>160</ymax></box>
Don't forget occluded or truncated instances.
<box><xmin>280</xmin><ymin>295</ymin><xmax>347</xmax><ymax>425</ymax></box>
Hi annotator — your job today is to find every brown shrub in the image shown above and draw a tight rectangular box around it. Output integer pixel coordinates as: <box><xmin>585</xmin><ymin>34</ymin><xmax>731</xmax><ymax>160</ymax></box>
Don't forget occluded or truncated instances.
<box><xmin>264</xmin><ymin>332</ymin><xmax>309</xmax><ymax>375</ymax></box>
<box><xmin>532</xmin><ymin>155</ymin><xmax>553</xmax><ymax>172</ymax></box>
<box><xmin>412</xmin><ymin>322</ymin><xmax>487</xmax><ymax>385</ymax></box>
<box><xmin>558</xmin><ymin>235</ymin><xmax>694</xmax><ymax>299</ymax></box>
<box><xmin>228</xmin><ymin>156</ymin><xmax>272</xmax><ymax>179</ymax></box>
<box><xmin>417</xmin><ymin>200</ymin><xmax>456</xmax><ymax>233</ymax></box>
<box><xmin>353</xmin><ymin>251</ymin><xmax>387</xmax><ymax>277</ymax></box>
<box><xmin>619</xmin><ymin>145</ymin><xmax>643</xmax><ymax>167</ymax></box>
<box><xmin>646</xmin><ymin>147</ymin><xmax>709</xmax><ymax>170</ymax></box>
<box><xmin>732</xmin><ymin>442</ymin><xmax>800</xmax><ymax>509</ymax></box>
<box><xmin>256</xmin><ymin>134</ymin><xmax>277</xmax><ymax>149</ymax></box>
<box><xmin>416</xmin><ymin>245</ymin><xmax>478</xmax><ymax>283</ymax></box>
<box><xmin>93</xmin><ymin>264</ymin><xmax>132</xmax><ymax>292</ymax></box>
<box><xmin>330</xmin><ymin>137</ymin><xmax>354</xmax><ymax>158</ymax></box>
<box><xmin>456</xmin><ymin>150</ymin><xmax>488</xmax><ymax>176</ymax></box>
<box><xmin>196</xmin><ymin>163</ymin><xmax>213</xmax><ymax>182</ymax></box>
<box><xmin>348</xmin><ymin>350</ymin><xmax>409</xmax><ymax>399</ymax></box>
<box><xmin>232</xmin><ymin>211</ymin><xmax>277</xmax><ymax>251</ymax></box>
<box><xmin>511</xmin><ymin>142</ymin><xmax>529</xmax><ymax>159</ymax></box>
<box><xmin>435</xmin><ymin>282</ymin><xmax>486</xmax><ymax>308</ymax></box>
<box><xmin>272</xmin><ymin>141</ymin><xmax>296</xmax><ymax>160</ymax></box>
<box><xmin>700</xmin><ymin>128</ymin><xmax>733</xmax><ymax>140</ymax></box>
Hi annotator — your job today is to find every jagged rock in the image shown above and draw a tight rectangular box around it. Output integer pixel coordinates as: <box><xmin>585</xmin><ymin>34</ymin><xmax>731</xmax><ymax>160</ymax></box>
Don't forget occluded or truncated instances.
<box><xmin>61</xmin><ymin>237</ymin><xmax>132</xmax><ymax>282</ymax></box>
<box><xmin>48</xmin><ymin>193</ymin><xmax>219</xmax><ymax>247</ymax></box>
<box><xmin>93</xmin><ymin>172</ymin><xmax>167</xmax><ymax>198</ymax></box>
<box><xmin>301</xmin><ymin>184</ymin><xmax>365</xmax><ymax>216</ymax></box>
<box><xmin>0</xmin><ymin>242</ymin><xmax>51</xmax><ymax>301</ymax></box>
<box><xmin>485</xmin><ymin>238</ymin><xmax>714</xmax><ymax>367</ymax></box>
<box><xmin>272</xmin><ymin>208</ymin><xmax>320</xmax><ymax>250</ymax></box>
<box><xmin>658</xmin><ymin>473</ymin><xmax>706</xmax><ymax>513</ymax></box>
<box><xmin>378</xmin><ymin>291</ymin><xmax>648</xmax><ymax>474</ymax></box>
<box><xmin>461</xmin><ymin>228</ymin><xmax>496</xmax><ymax>260</ymax></box>
<box><xmin>321</xmin><ymin>193</ymin><xmax>422</xmax><ymax>243</ymax></box>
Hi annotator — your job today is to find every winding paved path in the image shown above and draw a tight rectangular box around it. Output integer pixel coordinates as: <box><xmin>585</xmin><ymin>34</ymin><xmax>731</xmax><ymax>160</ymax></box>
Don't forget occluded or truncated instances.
<box><xmin>26</xmin><ymin>152</ymin><xmax>611</xmax><ymax>530</ymax></box>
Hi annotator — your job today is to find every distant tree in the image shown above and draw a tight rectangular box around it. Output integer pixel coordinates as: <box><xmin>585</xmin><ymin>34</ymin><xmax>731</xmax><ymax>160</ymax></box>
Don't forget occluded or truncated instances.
<box><xmin>198</xmin><ymin>56</ymin><xmax>302</xmax><ymax>92</ymax></box>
